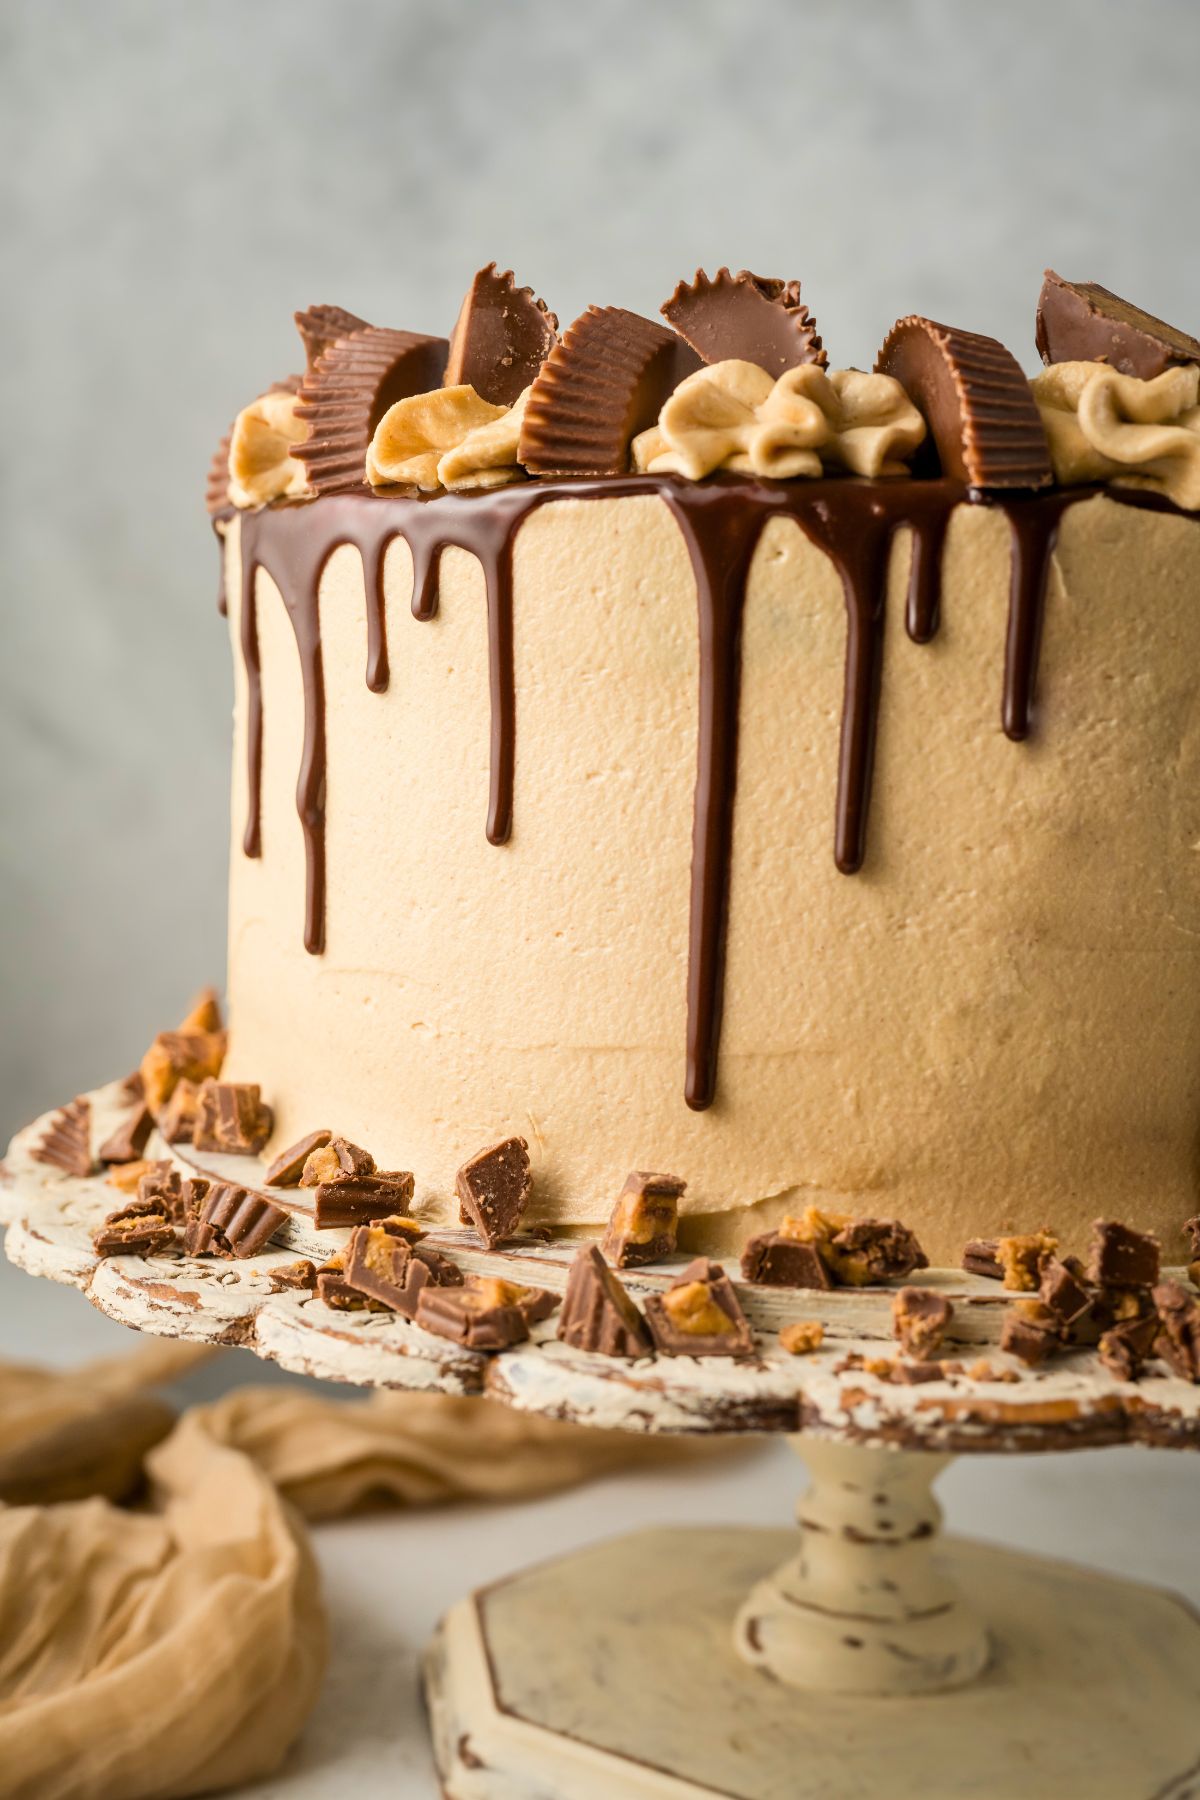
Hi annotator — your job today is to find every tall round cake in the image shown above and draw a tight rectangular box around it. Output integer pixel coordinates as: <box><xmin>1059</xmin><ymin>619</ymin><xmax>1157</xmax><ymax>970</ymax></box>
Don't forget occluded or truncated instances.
<box><xmin>208</xmin><ymin>267</ymin><xmax>1200</xmax><ymax>1263</ymax></box>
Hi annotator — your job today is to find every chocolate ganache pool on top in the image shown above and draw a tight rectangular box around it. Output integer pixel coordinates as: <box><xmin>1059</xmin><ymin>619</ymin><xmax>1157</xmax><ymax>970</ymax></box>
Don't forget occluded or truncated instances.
<box><xmin>209</xmin><ymin>265</ymin><xmax>1200</xmax><ymax>1263</ymax></box>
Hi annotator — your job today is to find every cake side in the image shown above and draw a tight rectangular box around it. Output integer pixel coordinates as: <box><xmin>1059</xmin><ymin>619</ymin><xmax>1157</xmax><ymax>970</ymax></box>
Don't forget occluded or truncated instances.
<box><xmin>220</xmin><ymin>490</ymin><xmax>1200</xmax><ymax>1262</ymax></box>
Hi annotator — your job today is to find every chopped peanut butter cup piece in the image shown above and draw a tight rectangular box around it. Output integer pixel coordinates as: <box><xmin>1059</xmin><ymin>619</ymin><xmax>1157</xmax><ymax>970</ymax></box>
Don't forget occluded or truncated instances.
<box><xmin>98</xmin><ymin>1102</ymin><xmax>154</xmax><ymax>1166</ymax></box>
<box><xmin>140</xmin><ymin>1027</ymin><xmax>226</xmax><ymax>1114</ymax></box>
<box><xmin>1038</xmin><ymin>1256</ymin><xmax>1094</xmax><ymax>1337</ymax></box>
<box><xmin>455</xmin><ymin>1136</ymin><xmax>531</xmax><ymax>1248</ymax></box>
<box><xmin>180</xmin><ymin>987</ymin><xmax>224</xmax><ymax>1035</ymax></box>
<box><xmin>1153</xmin><ymin>1280</ymin><xmax>1200</xmax><ymax>1382</ymax></box>
<box><xmin>312</xmin><ymin>1173</ymin><xmax>414</xmax><ymax>1229</ymax></box>
<box><xmin>1099</xmin><ymin>1311</ymin><xmax>1161</xmax><ymax>1382</ymax></box>
<box><xmin>962</xmin><ymin>1237</ymin><xmax>1003</xmax><ymax>1280</ymax></box>
<box><xmin>269</xmin><ymin>1259</ymin><xmax>318</xmax><ymax>1293</ymax></box>
<box><xmin>157</xmin><ymin>1079</ymin><xmax>201</xmax><ymax>1146</ymax></box>
<box><xmin>1000</xmin><ymin>1298</ymin><xmax>1062</xmax><ymax>1367</ymax></box>
<box><xmin>295</xmin><ymin>324</ymin><xmax>449</xmax><ymax>494</ymax></box>
<box><xmin>415</xmin><ymin>1275</ymin><xmax>554</xmax><ymax>1352</ymax></box>
<box><xmin>345</xmin><ymin>1219</ymin><xmax>459</xmax><ymax>1317</ymax></box>
<box><xmin>139</xmin><ymin>1167</ymin><xmax>204</xmax><ymax>1227</ymax></box>
<box><xmin>557</xmin><ymin>1245</ymin><xmax>653</xmax><ymax>1358</ymax></box>
<box><xmin>876</xmin><ymin>315</ymin><xmax>1052</xmax><ymax>490</ymax></box>
<box><xmin>644</xmin><ymin>1257</ymin><xmax>754</xmax><ymax>1358</ymax></box>
<box><xmin>601</xmin><ymin>1171</ymin><xmax>685</xmax><ymax>1268</ymax></box>
<box><xmin>32</xmin><ymin>1097</ymin><xmax>95</xmax><ymax>1179</ymax></box>
<box><xmin>519</xmin><ymin>305</ymin><xmax>701</xmax><ymax>475</ymax></box>
<box><xmin>741</xmin><ymin>1231</ymin><xmax>831</xmax><ymax>1290</ymax></box>
<box><xmin>1035</xmin><ymin>271</ymin><xmax>1200</xmax><ymax>378</ymax></box>
<box><xmin>779</xmin><ymin>1320</ymin><xmax>824</xmax><ymax>1356</ymax></box>
<box><xmin>826</xmin><ymin>1217</ymin><xmax>928</xmax><ymax>1287</ymax></box>
<box><xmin>300</xmin><ymin>1136</ymin><xmax>376</xmax><ymax>1186</ymax></box>
<box><xmin>661</xmin><ymin>268</ymin><xmax>826</xmax><ymax>375</ymax></box>
<box><xmin>265</xmin><ymin>1129</ymin><xmax>333</xmax><ymax>1188</ymax></box>
<box><xmin>192</xmin><ymin>1081</ymin><xmax>273</xmax><ymax>1156</ymax></box>
<box><xmin>106</xmin><ymin>1157</ymin><xmax>165</xmax><ymax>1197</ymax></box>
<box><xmin>892</xmin><ymin>1287</ymin><xmax>953</xmax><ymax>1360</ymax></box>
<box><xmin>1087</xmin><ymin>1219</ymin><xmax>1160</xmax><ymax>1290</ymax></box>
<box><xmin>444</xmin><ymin>264</ymin><xmax>559</xmax><ymax>407</ymax></box>
<box><xmin>993</xmin><ymin>1229</ymin><xmax>1059</xmax><ymax>1292</ymax></box>
<box><xmin>294</xmin><ymin>303</ymin><xmax>370</xmax><ymax>373</ymax></box>
<box><xmin>185</xmin><ymin>1180</ymin><xmax>286</xmax><ymax>1259</ymax></box>
<box><xmin>317</xmin><ymin>1263</ymin><xmax>386</xmax><ymax>1312</ymax></box>
<box><xmin>93</xmin><ymin>1202</ymin><xmax>177</xmax><ymax>1259</ymax></box>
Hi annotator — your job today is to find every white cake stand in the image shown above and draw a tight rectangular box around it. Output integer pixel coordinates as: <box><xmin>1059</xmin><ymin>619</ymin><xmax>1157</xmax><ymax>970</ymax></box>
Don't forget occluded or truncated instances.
<box><xmin>4</xmin><ymin>1079</ymin><xmax>1200</xmax><ymax>1800</ymax></box>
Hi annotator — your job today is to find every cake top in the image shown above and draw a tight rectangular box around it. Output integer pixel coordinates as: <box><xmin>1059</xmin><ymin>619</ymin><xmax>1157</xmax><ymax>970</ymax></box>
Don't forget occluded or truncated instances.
<box><xmin>211</xmin><ymin>262</ymin><xmax>1200</xmax><ymax>516</ymax></box>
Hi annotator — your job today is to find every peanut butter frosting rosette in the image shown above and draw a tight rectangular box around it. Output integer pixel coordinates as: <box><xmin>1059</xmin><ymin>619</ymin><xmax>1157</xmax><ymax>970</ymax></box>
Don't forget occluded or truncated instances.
<box><xmin>631</xmin><ymin>360</ymin><xmax>926</xmax><ymax>481</ymax></box>
<box><xmin>1033</xmin><ymin>361</ymin><xmax>1200</xmax><ymax>510</ymax></box>
<box><xmin>227</xmin><ymin>383</ymin><xmax>310</xmax><ymax>509</ymax></box>
<box><xmin>365</xmin><ymin>383</ymin><xmax>529</xmax><ymax>491</ymax></box>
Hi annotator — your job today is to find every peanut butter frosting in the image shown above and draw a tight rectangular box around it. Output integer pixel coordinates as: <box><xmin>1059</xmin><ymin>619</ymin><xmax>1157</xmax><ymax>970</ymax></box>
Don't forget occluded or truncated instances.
<box><xmin>364</xmin><ymin>384</ymin><xmax>528</xmax><ymax>491</ymax></box>
<box><xmin>631</xmin><ymin>361</ymin><xmax>925</xmax><ymax>481</ymax></box>
<box><xmin>227</xmin><ymin>388</ymin><xmax>310</xmax><ymax>509</ymax></box>
<box><xmin>1033</xmin><ymin>361</ymin><xmax>1200</xmax><ymax>510</ymax></box>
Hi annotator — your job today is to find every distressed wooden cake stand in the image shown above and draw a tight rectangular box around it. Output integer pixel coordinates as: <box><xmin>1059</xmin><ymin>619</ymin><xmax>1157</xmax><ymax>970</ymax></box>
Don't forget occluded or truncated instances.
<box><xmin>4</xmin><ymin>1079</ymin><xmax>1200</xmax><ymax>1799</ymax></box>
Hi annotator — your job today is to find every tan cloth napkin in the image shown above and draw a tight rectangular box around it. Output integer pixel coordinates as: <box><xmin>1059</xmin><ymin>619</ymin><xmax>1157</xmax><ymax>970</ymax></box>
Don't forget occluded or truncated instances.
<box><xmin>0</xmin><ymin>1344</ymin><xmax>737</xmax><ymax>1798</ymax></box>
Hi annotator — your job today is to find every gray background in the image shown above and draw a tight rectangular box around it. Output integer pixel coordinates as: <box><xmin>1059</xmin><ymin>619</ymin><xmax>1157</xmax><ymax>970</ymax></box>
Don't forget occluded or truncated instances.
<box><xmin>0</xmin><ymin>3</ymin><xmax>1197</xmax><ymax>1719</ymax></box>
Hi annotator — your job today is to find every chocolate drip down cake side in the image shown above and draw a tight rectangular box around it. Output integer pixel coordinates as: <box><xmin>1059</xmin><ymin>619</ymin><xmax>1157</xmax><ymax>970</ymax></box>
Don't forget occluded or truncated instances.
<box><xmin>209</xmin><ymin>264</ymin><xmax>1200</xmax><ymax>1267</ymax></box>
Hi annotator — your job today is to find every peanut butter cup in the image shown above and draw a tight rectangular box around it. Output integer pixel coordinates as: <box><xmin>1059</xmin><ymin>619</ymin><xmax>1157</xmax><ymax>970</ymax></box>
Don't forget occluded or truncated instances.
<box><xmin>32</xmin><ymin>1097</ymin><xmax>95</xmax><ymax>1179</ymax></box>
<box><xmin>519</xmin><ymin>306</ymin><xmax>700</xmax><ymax>475</ymax></box>
<box><xmin>1035</xmin><ymin>271</ymin><xmax>1200</xmax><ymax>378</ymax></box>
<box><xmin>443</xmin><ymin>264</ymin><xmax>558</xmax><ymax>406</ymax></box>
<box><xmin>296</xmin><ymin>324</ymin><xmax>449</xmax><ymax>493</ymax></box>
<box><xmin>661</xmin><ymin>268</ymin><xmax>826</xmax><ymax>374</ymax></box>
<box><xmin>294</xmin><ymin>303</ymin><xmax>370</xmax><ymax>373</ymax></box>
<box><xmin>557</xmin><ymin>1245</ymin><xmax>653</xmax><ymax>1358</ymax></box>
<box><xmin>876</xmin><ymin>316</ymin><xmax>1052</xmax><ymax>489</ymax></box>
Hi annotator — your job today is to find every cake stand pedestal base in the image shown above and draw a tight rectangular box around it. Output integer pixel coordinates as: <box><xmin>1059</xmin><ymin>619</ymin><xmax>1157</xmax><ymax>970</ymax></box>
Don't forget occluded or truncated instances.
<box><xmin>424</xmin><ymin>1442</ymin><xmax>1200</xmax><ymax>1800</ymax></box>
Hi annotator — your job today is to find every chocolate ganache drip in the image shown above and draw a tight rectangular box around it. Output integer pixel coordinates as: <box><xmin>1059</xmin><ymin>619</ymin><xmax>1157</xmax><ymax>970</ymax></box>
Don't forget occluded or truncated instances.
<box><xmin>222</xmin><ymin>475</ymin><xmax>1174</xmax><ymax>1105</ymax></box>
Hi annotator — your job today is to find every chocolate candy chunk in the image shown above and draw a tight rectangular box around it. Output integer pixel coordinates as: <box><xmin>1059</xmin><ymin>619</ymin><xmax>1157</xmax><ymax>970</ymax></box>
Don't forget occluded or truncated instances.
<box><xmin>157</xmin><ymin>1079</ymin><xmax>201</xmax><ymax>1146</ymax></box>
<box><xmin>1153</xmin><ymin>1280</ymin><xmax>1200</xmax><ymax>1382</ymax></box>
<box><xmin>519</xmin><ymin>306</ymin><xmax>701</xmax><ymax>475</ymax></box>
<box><xmin>93</xmin><ymin>1201</ymin><xmax>177</xmax><ymax>1259</ymax></box>
<box><xmin>876</xmin><ymin>316</ymin><xmax>1052</xmax><ymax>490</ymax></box>
<box><xmin>106</xmin><ymin>1157</ymin><xmax>166</xmax><ymax>1197</ymax></box>
<box><xmin>644</xmin><ymin>1257</ymin><xmax>755</xmax><ymax>1358</ymax></box>
<box><xmin>1039</xmin><ymin>1256</ymin><xmax>1094</xmax><ymax>1336</ymax></box>
<box><xmin>264</xmin><ymin>1129</ymin><xmax>333</xmax><ymax>1188</ymax></box>
<box><xmin>1000</xmin><ymin>1298</ymin><xmax>1062</xmax><ymax>1367</ymax></box>
<box><xmin>661</xmin><ymin>268</ymin><xmax>826</xmax><ymax>375</ymax></box>
<box><xmin>415</xmin><ymin>1276</ymin><xmax>545</xmax><ymax>1352</ymax></box>
<box><xmin>1184</xmin><ymin>1216</ymin><xmax>1200</xmax><ymax>1258</ymax></box>
<box><xmin>295</xmin><ymin>324</ymin><xmax>449</xmax><ymax>494</ymax></box>
<box><xmin>779</xmin><ymin>1320</ymin><xmax>824</xmax><ymax>1356</ymax></box>
<box><xmin>1087</xmin><ymin>1220</ymin><xmax>1160</xmax><ymax>1290</ymax></box>
<box><xmin>344</xmin><ymin>1218</ymin><xmax>462</xmax><ymax>1318</ymax></box>
<box><xmin>1099</xmin><ymin>1312</ymin><xmax>1160</xmax><ymax>1382</ymax></box>
<box><xmin>139</xmin><ymin>1166</ymin><xmax>205</xmax><ymax>1226</ymax></box>
<box><xmin>557</xmin><ymin>1244</ymin><xmax>653</xmax><ymax>1358</ymax></box>
<box><xmin>300</xmin><ymin>1136</ymin><xmax>375</xmax><ymax>1186</ymax></box>
<box><xmin>826</xmin><ymin>1218</ymin><xmax>929</xmax><ymax>1287</ymax></box>
<box><xmin>192</xmin><ymin>1081</ymin><xmax>273</xmax><ymax>1156</ymax></box>
<box><xmin>455</xmin><ymin>1136</ymin><xmax>531</xmax><ymax>1248</ymax></box>
<box><xmin>269</xmin><ymin>1259</ymin><xmax>318</xmax><ymax>1293</ymax></box>
<box><xmin>97</xmin><ymin>1103</ymin><xmax>153</xmax><ymax>1165</ymax></box>
<box><xmin>312</xmin><ymin>1173</ymin><xmax>415</xmax><ymax>1229</ymax></box>
<box><xmin>32</xmin><ymin>1097</ymin><xmax>95</xmax><ymax>1179</ymax></box>
<box><xmin>962</xmin><ymin>1238</ymin><xmax>1003</xmax><ymax>1280</ymax></box>
<box><xmin>1035</xmin><ymin>271</ymin><xmax>1200</xmax><ymax>379</ymax></box>
<box><xmin>317</xmin><ymin>1263</ymin><xmax>386</xmax><ymax>1312</ymax></box>
<box><xmin>892</xmin><ymin>1287</ymin><xmax>954</xmax><ymax>1360</ymax></box>
<box><xmin>601</xmin><ymin>1171</ymin><xmax>685</xmax><ymax>1269</ymax></box>
<box><xmin>294</xmin><ymin>303</ymin><xmax>370</xmax><ymax>373</ymax></box>
<box><xmin>444</xmin><ymin>263</ymin><xmax>559</xmax><ymax>406</ymax></box>
<box><xmin>740</xmin><ymin>1232</ymin><xmax>831</xmax><ymax>1291</ymax></box>
<box><xmin>140</xmin><ymin>1028</ymin><xmax>225</xmax><ymax>1114</ymax></box>
<box><xmin>186</xmin><ymin>1181</ymin><xmax>286</xmax><ymax>1259</ymax></box>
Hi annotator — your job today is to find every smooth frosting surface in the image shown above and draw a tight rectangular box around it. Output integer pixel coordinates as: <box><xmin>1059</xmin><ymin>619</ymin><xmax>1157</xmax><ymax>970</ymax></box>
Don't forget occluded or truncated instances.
<box><xmin>222</xmin><ymin>492</ymin><xmax>1200</xmax><ymax>1261</ymax></box>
